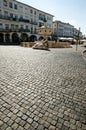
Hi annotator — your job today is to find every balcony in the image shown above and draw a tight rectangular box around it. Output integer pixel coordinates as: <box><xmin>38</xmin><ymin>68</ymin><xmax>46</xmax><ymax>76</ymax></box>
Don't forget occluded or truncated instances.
<box><xmin>19</xmin><ymin>28</ymin><xmax>30</xmax><ymax>32</ymax></box>
<box><xmin>39</xmin><ymin>17</ymin><xmax>47</xmax><ymax>22</ymax></box>
<box><xmin>30</xmin><ymin>21</ymin><xmax>38</xmax><ymax>25</ymax></box>
<box><xmin>0</xmin><ymin>28</ymin><xmax>30</xmax><ymax>33</ymax></box>
<box><xmin>33</xmin><ymin>22</ymin><xmax>38</xmax><ymax>25</ymax></box>
<box><xmin>0</xmin><ymin>15</ymin><xmax>11</xmax><ymax>20</ymax></box>
<box><xmin>19</xmin><ymin>18</ymin><xmax>30</xmax><ymax>23</ymax></box>
<box><xmin>0</xmin><ymin>28</ymin><xmax>38</xmax><ymax>34</ymax></box>
<box><xmin>0</xmin><ymin>28</ymin><xmax>11</xmax><ymax>32</ymax></box>
<box><xmin>0</xmin><ymin>15</ymin><xmax>30</xmax><ymax>23</ymax></box>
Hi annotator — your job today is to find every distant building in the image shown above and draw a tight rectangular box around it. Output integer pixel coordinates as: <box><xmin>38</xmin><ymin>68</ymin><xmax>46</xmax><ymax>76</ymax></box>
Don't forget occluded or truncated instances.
<box><xmin>74</xmin><ymin>28</ymin><xmax>83</xmax><ymax>40</ymax></box>
<box><xmin>53</xmin><ymin>20</ymin><xmax>74</xmax><ymax>39</ymax></box>
<box><xmin>0</xmin><ymin>0</ymin><xmax>53</xmax><ymax>44</ymax></box>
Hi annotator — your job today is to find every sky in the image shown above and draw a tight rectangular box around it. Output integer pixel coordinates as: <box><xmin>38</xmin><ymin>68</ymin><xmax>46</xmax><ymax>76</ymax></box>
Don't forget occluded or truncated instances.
<box><xmin>17</xmin><ymin>0</ymin><xmax>86</xmax><ymax>35</ymax></box>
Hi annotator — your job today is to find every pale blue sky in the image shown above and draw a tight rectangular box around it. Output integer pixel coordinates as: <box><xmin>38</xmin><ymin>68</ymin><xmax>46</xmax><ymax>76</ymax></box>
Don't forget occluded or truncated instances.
<box><xmin>17</xmin><ymin>0</ymin><xmax>86</xmax><ymax>35</ymax></box>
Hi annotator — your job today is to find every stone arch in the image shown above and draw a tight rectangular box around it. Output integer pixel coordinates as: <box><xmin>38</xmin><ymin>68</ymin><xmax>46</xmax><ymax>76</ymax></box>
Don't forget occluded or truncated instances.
<box><xmin>29</xmin><ymin>35</ymin><xmax>37</xmax><ymax>42</ymax></box>
<box><xmin>0</xmin><ymin>33</ymin><xmax>4</xmax><ymax>43</ymax></box>
<box><xmin>47</xmin><ymin>36</ymin><xmax>51</xmax><ymax>41</ymax></box>
<box><xmin>12</xmin><ymin>33</ymin><xmax>19</xmax><ymax>43</ymax></box>
<box><xmin>20</xmin><ymin>33</ymin><xmax>29</xmax><ymax>42</ymax></box>
<box><xmin>5</xmin><ymin>33</ymin><xmax>10</xmax><ymax>43</ymax></box>
<box><xmin>38</xmin><ymin>36</ymin><xmax>44</xmax><ymax>41</ymax></box>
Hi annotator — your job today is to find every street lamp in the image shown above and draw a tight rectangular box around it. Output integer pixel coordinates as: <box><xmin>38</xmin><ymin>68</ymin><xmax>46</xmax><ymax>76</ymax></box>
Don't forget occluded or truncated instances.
<box><xmin>76</xmin><ymin>27</ymin><xmax>80</xmax><ymax>51</ymax></box>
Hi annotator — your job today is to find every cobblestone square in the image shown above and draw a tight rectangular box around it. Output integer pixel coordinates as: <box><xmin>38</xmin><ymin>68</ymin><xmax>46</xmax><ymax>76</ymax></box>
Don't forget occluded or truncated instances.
<box><xmin>0</xmin><ymin>45</ymin><xmax>86</xmax><ymax>130</ymax></box>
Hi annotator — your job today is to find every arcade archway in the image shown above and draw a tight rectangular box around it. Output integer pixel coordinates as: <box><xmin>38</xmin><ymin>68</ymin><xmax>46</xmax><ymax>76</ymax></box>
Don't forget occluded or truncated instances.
<box><xmin>0</xmin><ymin>33</ymin><xmax>4</xmax><ymax>43</ymax></box>
<box><xmin>38</xmin><ymin>36</ymin><xmax>44</xmax><ymax>41</ymax></box>
<box><xmin>12</xmin><ymin>33</ymin><xmax>19</xmax><ymax>43</ymax></box>
<box><xmin>5</xmin><ymin>33</ymin><xmax>10</xmax><ymax>43</ymax></box>
<box><xmin>21</xmin><ymin>33</ymin><xmax>29</xmax><ymax>42</ymax></box>
<box><xmin>29</xmin><ymin>35</ymin><xmax>37</xmax><ymax>42</ymax></box>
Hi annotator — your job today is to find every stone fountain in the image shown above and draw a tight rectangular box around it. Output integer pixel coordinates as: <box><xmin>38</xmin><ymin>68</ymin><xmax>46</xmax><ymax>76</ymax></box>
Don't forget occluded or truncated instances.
<box><xmin>32</xmin><ymin>20</ymin><xmax>53</xmax><ymax>50</ymax></box>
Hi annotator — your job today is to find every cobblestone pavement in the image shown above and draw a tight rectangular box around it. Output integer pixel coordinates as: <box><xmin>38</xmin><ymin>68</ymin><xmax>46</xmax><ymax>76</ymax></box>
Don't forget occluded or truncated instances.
<box><xmin>0</xmin><ymin>45</ymin><xmax>86</xmax><ymax>130</ymax></box>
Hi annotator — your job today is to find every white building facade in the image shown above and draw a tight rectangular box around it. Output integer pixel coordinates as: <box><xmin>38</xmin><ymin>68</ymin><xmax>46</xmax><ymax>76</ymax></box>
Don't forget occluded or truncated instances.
<box><xmin>53</xmin><ymin>20</ymin><xmax>74</xmax><ymax>39</ymax></box>
<box><xmin>0</xmin><ymin>0</ymin><xmax>53</xmax><ymax>44</ymax></box>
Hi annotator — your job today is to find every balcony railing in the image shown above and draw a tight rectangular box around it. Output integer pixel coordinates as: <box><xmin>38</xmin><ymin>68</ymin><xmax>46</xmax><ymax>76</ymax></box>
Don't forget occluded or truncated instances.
<box><xmin>0</xmin><ymin>28</ymin><xmax>9</xmax><ymax>32</ymax></box>
<box><xmin>0</xmin><ymin>28</ymin><xmax>30</xmax><ymax>32</ymax></box>
<box><xmin>0</xmin><ymin>15</ymin><xmax>11</xmax><ymax>20</ymax></box>
<box><xmin>0</xmin><ymin>15</ymin><xmax>39</xmax><ymax>25</ymax></box>
<box><xmin>30</xmin><ymin>21</ymin><xmax>37</xmax><ymax>25</ymax></box>
<box><xmin>18</xmin><ymin>28</ymin><xmax>30</xmax><ymax>32</ymax></box>
<box><xmin>19</xmin><ymin>18</ymin><xmax>30</xmax><ymax>23</ymax></box>
<box><xmin>0</xmin><ymin>15</ymin><xmax>30</xmax><ymax>23</ymax></box>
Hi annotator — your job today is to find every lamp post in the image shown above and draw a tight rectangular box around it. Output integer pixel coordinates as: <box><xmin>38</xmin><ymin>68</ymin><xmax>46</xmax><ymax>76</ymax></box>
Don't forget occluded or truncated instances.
<box><xmin>76</xmin><ymin>27</ymin><xmax>80</xmax><ymax>51</ymax></box>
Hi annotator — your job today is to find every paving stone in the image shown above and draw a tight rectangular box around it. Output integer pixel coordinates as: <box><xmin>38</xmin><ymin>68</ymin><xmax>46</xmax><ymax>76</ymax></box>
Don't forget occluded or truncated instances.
<box><xmin>44</xmin><ymin>121</ymin><xmax>50</xmax><ymax>128</ymax></box>
<box><xmin>76</xmin><ymin>121</ymin><xmax>82</xmax><ymax>128</ymax></box>
<box><xmin>17</xmin><ymin>111</ymin><xmax>23</xmax><ymax>117</ymax></box>
<box><xmin>12</xmin><ymin>123</ymin><xmax>18</xmax><ymax>129</ymax></box>
<box><xmin>82</xmin><ymin>124</ymin><xmax>86</xmax><ymax>130</ymax></box>
<box><xmin>6</xmin><ymin>127</ymin><xmax>12</xmax><ymax>130</ymax></box>
<box><xmin>7</xmin><ymin>112</ymin><xmax>13</xmax><ymax>117</ymax></box>
<box><xmin>34</xmin><ymin>116</ymin><xmax>39</xmax><ymax>121</ymax></box>
<box><xmin>22</xmin><ymin>114</ymin><xmax>28</xmax><ymax>120</ymax></box>
<box><xmin>1</xmin><ymin>123</ymin><xmax>8</xmax><ymax>130</ymax></box>
<box><xmin>17</xmin><ymin>126</ymin><xmax>24</xmax><ymax>130</ymax></box>
<box><xmin>15</xmin><ymin>117</ymin><xmax>21</xmax><ymax>123</ymax></box>
<box><xmin>0</xmin><ymin>120</ymin><xmax>3</xmax><ymax>126</ymax></box>
<box><xmin>56</xmin><ymin>122</ymin><xmax>62</xmax><ymax>129</ymax></box>
<box><xmin>64</xmin><ymin>121</ymin><xmax>70</xmax><ymax>127</ymax></box>
<box><xmin>37</xmin><ymin>125</ymin><xmax>44</xmax><ymax>130</ymax></box>
<box><xmin>32</xmin><ymin>121</ymin><xmax>38</xmax><ymax>128</ymax></box>
<box><xmin>24</xmin><ymin>123</ymin><xmax>30</xmax><ymax>129</ymax></box>
<box><xmin>70</xmin><ymin>124</ymin><xmax>77</xmax><ymax>130</ymax></box>
<box><xmin>61</xmin><ymin>124</ymin><xmax>69</xmax><ymax>130</ymax></box>
<box><xmin>49</xmin><ymin>125</ymin><xmax>56</xmax><ymax>130</ymax></box>
<box><xmin>27</xmin><ymin>117</ymin><xmax>33</xmax><ymax>124</ymax></box>
<box><xmin>70</xmin><ymin>119</ymin><xmax>76</xmax><ymax>125</ymax></box>
<box><xmin>3</xmin><ymin>117</ymin><xmax>10</xmax><ymax>123</ymax></box>
<box><xmin>7</xmin><ymin>119</ymin><xmax>14</xmax><ymax>126</ymax></box>
<box><xmin>51</xmin><ymin>119</ymin><xmax>57</xmax><ymax>126</ymax></box>
<box><xmin>19</xmin><ymin>119</ymin><xmax>26</xmax><ymax>127</ymax></box>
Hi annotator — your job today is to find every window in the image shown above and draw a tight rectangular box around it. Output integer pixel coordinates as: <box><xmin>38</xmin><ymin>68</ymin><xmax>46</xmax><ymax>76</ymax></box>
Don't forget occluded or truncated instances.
<box><xmin>25</xmin><ymin>8</ymin><xmax>28</xmax><ymax>14</ymax></box>
<box><xmin>15</xmin><ymin>15</ymin><xmax>18</xmax><ymax>19</ymax></box>
<box><xmin>20</xmin><ymin>25</ymin><xmax>24</xmax><ymax>29</ymax></box>
<box><xmin>34</xmin><ymin>28</ymin><xmax>36</xmax><ymax>33</ymax></box>
<box><xmin>19</xmin><ymin>15</ymin><xmax>23</xmax><ymax>20</ymax></box>
<box><xmin>19</xmin><ymin>6</ymin><xmax>23</xmax><ymax>12</ymax></box>
<box><xmin>34</xmin><ymin>11</ymin><xmax>36</xmax><ymax>15</ymax></box>
<box><xmin>47</xmin><ymin>16</ymin><xmax>51</xmax><ymax>20</ymax></box>
<box><xmin>9</xmin><ymin>2</ymin><xmax>13</xmax><ymax>8</ymax></box>
<box><xmin>0</xmin><ymin>23</ymin><xmax>2</xmax><ymax>29</ymax></box>
<box><xmin>39</xmin><ymin>14</ymin><xmax>45</xmax><ymax>21</ymax></box>
<box><xmin>11</xmin><ymin>24</ymin><xmax>14</xmax><ymax>29</ymax></box>
<box><xmin>31</xmin><ymin>27</ymin><xmax>33</xmax><ymax>33</ymax></box>
<box><xmin>15</xmin><ymin>25</ymin><xmax>18</xmax><ymax>29</ymax></box>
<box><xmin>30</xmin><ymin>9</ymin><xmax>33</xmax><ymax>14</ymax></box>
<box><xmin>5</xmin><ymin>24</ymin><xmax>9</xmax><ymax>29</ymax></box>
<box><xmin>0</xmin><ymin>10</ymin><xmax>1</xmax><ymax>15</ymax></box>
<box><xmin>14</xmin><ymin>4</ymin><xmax>18</xmax><ymax>9</ymax></box>
<box><xmin>4</xmin><ymin>11</ymin><xmax>8</xmax><ymax>17</ymax></box>
<box><xmin>26</xmin><ymin>25</ymin><xmax>28</xmax><ymax>29</ymax></box>
<box><xmin>3</xmin><ymin>0</ymin><xmax>7</xmax><ymax>6</ymax></box>
<box><xmin>10</xmin><ymin>13</ymin><xmax>13</xmax><ymax>18</ymax></box>
<box><xmin>39</xmin><ymin>22</ymin><xmax>43</xmax><ymax>27</ymax></box>
<box><xmin>30</xmin><ymin>18</ymin><xmax>33</xmax><ymax>22</ymax></box>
